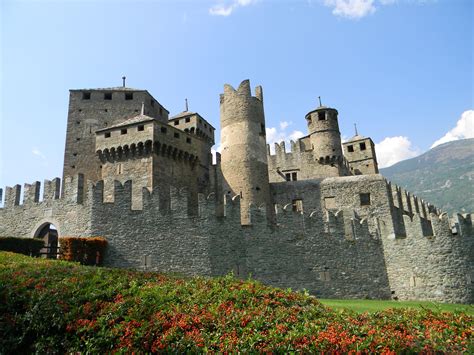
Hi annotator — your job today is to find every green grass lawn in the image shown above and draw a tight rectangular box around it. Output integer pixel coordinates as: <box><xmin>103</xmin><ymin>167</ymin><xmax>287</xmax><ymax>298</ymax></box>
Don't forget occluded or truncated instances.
<box><xmin>320</xmin><ymin>299</ymin><xmax>474</xmax><ymax>316</ymax></box>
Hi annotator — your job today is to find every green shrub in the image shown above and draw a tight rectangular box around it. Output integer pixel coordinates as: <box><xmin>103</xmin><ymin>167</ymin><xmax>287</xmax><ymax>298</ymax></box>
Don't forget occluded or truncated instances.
<box><xmin>0</xmin><ymin>252</ymin><xmax>472</xmax><ymax>354</ymax></box>
<box><xmin>0</xmin><ymin>237</ymin><xmax>44</xmax><ymax>256</ymax></box>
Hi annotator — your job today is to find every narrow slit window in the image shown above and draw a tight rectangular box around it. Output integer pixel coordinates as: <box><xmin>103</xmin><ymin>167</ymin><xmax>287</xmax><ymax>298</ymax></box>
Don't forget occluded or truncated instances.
<box><xmin>285</xmin><ymin>173</ymin><xmax>291</xmax><ymax>181</ymax></box>
<box><xmin>186</xmin><ymin>137</ymin><xmax>191</xmax><ymax>144</ymax></box>
<box><xmin>104</xmin><ymin>92</ymin><xmax>112</xmax><ymax>100</ymax></box>
<box><xmin>125</xmin><ymin>93</ymin><xmax>133</xmax><ymax>100</ymax></box>
<box><xmin>161</xmin><ymin>127</ymin><xmax>167</xmax><ymax>134</ymax></box>
<box><xmin>292</xmin><ymin>172</ymin><xmax>297</xmax><ymax>181</ymax></box>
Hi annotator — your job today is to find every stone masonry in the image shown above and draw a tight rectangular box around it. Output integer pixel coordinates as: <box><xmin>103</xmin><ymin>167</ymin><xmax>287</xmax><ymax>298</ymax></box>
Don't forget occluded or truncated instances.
<box><xmin>0</xmin><ymin>79</ymin><xmax>472</xmax><ymax>303</ymax></box>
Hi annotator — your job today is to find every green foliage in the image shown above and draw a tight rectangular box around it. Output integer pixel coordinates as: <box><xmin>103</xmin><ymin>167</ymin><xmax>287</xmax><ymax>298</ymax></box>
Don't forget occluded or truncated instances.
<box><xmin>0</xmin><ymin>237</ymin><xmax>44</xmax><ymax>256</ymax></box>
<box><xmin>0</xmin><ymin>252</ymin><xmax>472</xmax><ymax>353</ymax></box>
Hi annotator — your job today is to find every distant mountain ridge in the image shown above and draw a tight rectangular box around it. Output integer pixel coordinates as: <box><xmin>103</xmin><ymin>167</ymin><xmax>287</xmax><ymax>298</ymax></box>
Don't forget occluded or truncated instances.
<box><xmin>380</xmin><ymin>138</ymin><xmax>474</xmax><ymax>214</ymax></box>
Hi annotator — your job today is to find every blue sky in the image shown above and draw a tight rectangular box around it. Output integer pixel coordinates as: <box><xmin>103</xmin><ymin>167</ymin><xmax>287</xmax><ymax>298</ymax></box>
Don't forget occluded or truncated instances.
<box><xmin>0</xmin><ymin>0</ymin><xmax>472</xmax><ymax>189</ymax></box>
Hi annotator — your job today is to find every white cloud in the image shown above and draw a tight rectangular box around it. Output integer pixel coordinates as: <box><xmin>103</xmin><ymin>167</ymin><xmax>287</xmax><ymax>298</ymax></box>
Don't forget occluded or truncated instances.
<box><xmin>431</xmin><ymin>110</ymin><xmax>474</xmax><ymax>148</ymax></box>
<box><xmin>375</xmin><ymin>136</ymin><xmax>420</xmax><ymax>168</ymax></box>
<box><xmin>209</xmin><ymin>0</ymin><xmax>257</xmax><ymax>16</ymax></box>
<box><xmin>324</xmin><ymin>0</ymin><xmax>376</xmax><ymax>19</ymax></box>
<box><xmin>32</xmin><ymin>147</ymin><xmax>46</xmax><ymax>160</ymax></box>
<box><xmin>323</xmin><ymin>0</ymin><xmax>403</xmax><ymax>19</ymax></box>
<box><xmin>266</xmin><ymin>121</ymin><xmax>305</xmax><ymax>153</ymax></box>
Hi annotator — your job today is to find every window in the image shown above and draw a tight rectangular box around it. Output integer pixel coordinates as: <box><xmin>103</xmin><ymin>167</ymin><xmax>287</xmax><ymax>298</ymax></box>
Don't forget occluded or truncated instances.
<box><xmin>285</xmin><ymin>173</ymin><xmax>291</xmax><ymax>181</ymax></box>
<box><xmin>125</xmin><ymin>93</ymin><xmax>133</xmax><ymax>100</ymax></box>
<box><xmin>174</xmin><ymin>132</ymin><xmax>180</xmax><ymax>138</ymax></box>
<box><xmin>292</xmin><ymin>172</ymin><xmax>297</xmax><ymax>181</ymax></box>
<box><xmin>73</xmin><ymin>153</ymin><xmax>77</xmax><ymax>157</ymax></box>
<box><xmin>318</xmin><ymin>111</ymin><xmax>325</xmax><ymax>121</ymax></box>
<box><xmin>260</xmin><ymin>123</ymin><xmax>265</xmax><ymax>135</ymax></box>
<box><xmin>360</xmin><ymin>142</ymin><xmax>367</xmax><ymax>151</ymax></box>
<box><xmin>347</xmin><ymin>145</ymin><xmax>354</xmax><ymax>152</ymax></box>
<box><xmin>360</xmin><ymin>193</ymin><xmax>371</xmax><ymax>206</ymax></box>
<box><xmin>76</xmin><ymin>138</ymin><xmax>81</xmax><ymax>141</ymax></box>
<box><xmin>78</xmin><ymin>109</ymin><xmax>82</xmax><ymax>112</ymax></box>
<box><xmin>71</xmin><ymin>165</ymin><xmax>76</xmax><ymax>169</ymax></box>
<box><xmin>104</xmin><ymin>109</ymin><xmax>108</xmax><ymax>112</ymax></box>
<box><xmin>186</xmin><ymin>137</ymin><xmax>192</xmax><ymax>144</ymax></box>
<box><xmin>292</xmin><ymin>199</ymin><xmax>303</xmax><ymax>212</ymax></box>
<box><xmin>82</xmin><ymin>92</ymin><xmax>91</xmax><ymax>100</ymax></box>
<box><xmin>104</xmin><ymin>92</ymin><xmax>112</xmax><ymax>100</ymax></box>
<box><xmin>150</xmin><ymin>99</ymin><xmax>154</xmax><ymax>107</ymax></box>
<box><xmin>121</xmin><ymin>129</ymin><xmax>127</xmax><ymax>135</ymax></box>
<box><xmin>185</xmin><ymin>117</ymin><xmax>190</xmax><ymax>123</ymax></box>
<box><xmin>105</xmin><ymin>132</ymin><xmax>111</xmax><ymax>138</ymax></box>
<box><xmin>159</xmin><ymin>107</ymin><xmax>163</xmax><ymax>116</ymax></box>
<box><xmin>137</xmin><ymin>125</ymin><xmax>144</xmax><ymax>131</ymax></box>
<box><xmin>174</xmin><ymin>120</ymin><xmax>179</xmax><ymax>126</ymax></box>
<box><xmin>161</xmin><ymin>127</ymin><xmax>167</xmax><ymax>134</ymax></box>
<box><xmin>76</xmin><ymin>121</ymin><xmax>80</xmax><ymax>125</ymax></box>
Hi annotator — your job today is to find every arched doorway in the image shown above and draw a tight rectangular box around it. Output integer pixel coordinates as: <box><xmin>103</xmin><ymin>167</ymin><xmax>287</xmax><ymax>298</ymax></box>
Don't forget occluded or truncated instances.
<box><xmin>35</xmin><ymin>223</ymin><xmax>59</xmax><ymax>258</ymax></box>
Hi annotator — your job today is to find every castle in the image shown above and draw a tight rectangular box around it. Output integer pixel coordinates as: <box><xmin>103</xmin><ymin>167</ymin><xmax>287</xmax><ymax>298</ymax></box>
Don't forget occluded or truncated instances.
<box><xmin>0</xmin><ymin>80</ymin><xmax>472</xmax><ymax>303</ymax></box>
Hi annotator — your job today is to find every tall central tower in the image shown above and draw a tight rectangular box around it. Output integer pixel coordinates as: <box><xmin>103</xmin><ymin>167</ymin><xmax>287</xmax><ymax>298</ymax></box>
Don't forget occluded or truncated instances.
<box><xmin>220</xmin><ymin>80</ymin><xmax>272</xmax><ymax>224</ymax></box>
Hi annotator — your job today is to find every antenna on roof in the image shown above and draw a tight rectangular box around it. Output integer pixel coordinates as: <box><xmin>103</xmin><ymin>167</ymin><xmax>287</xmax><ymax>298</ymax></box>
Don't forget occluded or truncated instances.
<box><xmin>185</xmin><ymin>98</ymin><xmax>189</xmax><ymax>112</ymax></box>
<box><xmin>140</xmin><ymin>102</ymin><xmax>144</xmax><ymax>115</ymax></box>
<box><xmin>318</xmin><ymin>96</ymin><xmax>322</xmax><ymax>107</ymax></box>
<box><xmin>122</xmin><ymin>76</ymin><xmax>126</xmax><ymax>88</ymax></box>
<box><xmin>354</xmin><ymin>123</ymin><xmax>358</xmax><ymax>136</ymax></box>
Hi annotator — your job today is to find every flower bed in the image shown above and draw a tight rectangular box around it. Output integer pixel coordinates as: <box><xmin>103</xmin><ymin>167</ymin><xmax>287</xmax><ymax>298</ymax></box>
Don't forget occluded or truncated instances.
<box><xmin>0</xmin><ymin>252</ymin><xmax>472</xmax><ymax>353</ymax></box>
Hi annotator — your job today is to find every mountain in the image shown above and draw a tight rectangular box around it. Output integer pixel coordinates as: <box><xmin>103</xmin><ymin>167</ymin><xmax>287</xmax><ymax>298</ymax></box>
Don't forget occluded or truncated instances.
<box><xmin>380</xmin><ymin>138</ymin><xmax>474</xmax><ymax>214</ymax></box>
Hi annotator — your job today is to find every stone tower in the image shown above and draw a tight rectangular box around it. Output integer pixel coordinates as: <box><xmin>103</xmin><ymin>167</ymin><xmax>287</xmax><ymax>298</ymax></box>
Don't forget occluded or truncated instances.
<box><xmin>63</xmin><ymin>87</ymin><xmax>168</xmax><ymax>184</ymax></box>
<box><xmin>343</xmin><ymin>135</ymin><xmax>379</xmax><ymax>175</ymax></box>
<box><xmin>305</xmin><ymin>106</ymin><xmax>343</xmax><ymax>164</ymax></box>
<box><xmin>219</xmin><ymin>80</ymin><xmax>272</xmax><ymax>224</ymax></box>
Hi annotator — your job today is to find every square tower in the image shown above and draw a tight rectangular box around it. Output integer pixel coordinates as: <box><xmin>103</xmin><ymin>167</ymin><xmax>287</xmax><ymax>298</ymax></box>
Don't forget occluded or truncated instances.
<box><xmin>63</xmin><ymin>87</ymin><xmax>169</xmax><ymax>183</ymax></box>
<box><xmin>343</xmin><ymin>135</ymin><xmax>379</xmax><ymax>175</ymax></box>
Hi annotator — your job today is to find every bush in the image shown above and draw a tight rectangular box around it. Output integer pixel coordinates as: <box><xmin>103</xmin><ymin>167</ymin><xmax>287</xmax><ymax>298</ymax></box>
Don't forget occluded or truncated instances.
<box><xmin>0</xmin><ymin>237</ymin><xmax>44</xmax><ymax>256</ymax></box>
<box><xmin>0</xmin><ymin>252</ymin><xmax>472</xmax><ymax>354</ymax></box>
<box><xmin>59</xmin><ymin>237</ymin><xmax>107</xmax><ymax>266</ymax></box>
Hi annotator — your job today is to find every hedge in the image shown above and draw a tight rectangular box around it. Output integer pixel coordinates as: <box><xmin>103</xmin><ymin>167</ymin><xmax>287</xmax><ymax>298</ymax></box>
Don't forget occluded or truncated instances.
<box><xmin>0</xmin><ymin>237</ymin><xmax>44</xmax><ymax>256</ymax></box>
<box><xmin>59</xmin><ymin>237</ymin><xmax>107</xmax><ymax>266</ymax></box>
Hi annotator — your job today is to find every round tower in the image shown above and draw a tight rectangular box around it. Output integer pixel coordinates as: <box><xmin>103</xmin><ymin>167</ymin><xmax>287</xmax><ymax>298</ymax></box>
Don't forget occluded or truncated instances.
<box><xmin>305</xmin><ymin>106</ymin><xmax>343</xmax><ymax>164</ymax></box>
<box><xmin>220</xmin><ymin>79</ymin><xmax>272</xmax><ymax>224</ymax></box>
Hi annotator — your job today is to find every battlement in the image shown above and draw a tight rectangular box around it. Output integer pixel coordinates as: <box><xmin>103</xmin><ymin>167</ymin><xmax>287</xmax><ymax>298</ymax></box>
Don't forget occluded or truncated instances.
<box><xmin>222</xmin><ymin>79</ymin><xmax>263</xmax><ymax>102</ymax></box>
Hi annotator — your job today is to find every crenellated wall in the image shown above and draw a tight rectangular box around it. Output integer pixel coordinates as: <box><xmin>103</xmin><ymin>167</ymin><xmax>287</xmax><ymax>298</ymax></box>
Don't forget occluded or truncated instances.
<box><xmin>267</xmin><ymin>139</ymin><xmax>350</xmax><ymax>183</ymax></box>
<box><xmin>0</xmin><ymin>174</ymin><xmax>472</xmax><ymax>303</ymax></box>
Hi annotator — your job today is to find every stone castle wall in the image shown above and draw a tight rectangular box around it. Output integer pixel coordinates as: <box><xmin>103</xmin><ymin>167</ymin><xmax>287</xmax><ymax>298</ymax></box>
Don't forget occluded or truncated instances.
<box><xmin>1</xmin><ymin>174</ymin><xmax>472</xmax><ymax>303</ymax></box>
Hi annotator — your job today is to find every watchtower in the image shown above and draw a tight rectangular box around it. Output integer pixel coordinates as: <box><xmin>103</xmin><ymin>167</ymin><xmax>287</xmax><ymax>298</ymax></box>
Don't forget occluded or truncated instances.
<box><xmin>343</xmin><ymin>134</ymin><xmax>379</xmax><ymax>175</ymax></box>
<box><xmin>63</xmin><ymin>86</ymin><xmax>169</xmax><ymax>184</ymax></box>
<box><xmin>305</xmin><ymin>106</ymin><xmax>343</xmax><ymax>164</ymax></box>
<box><xmin>219</xmin><ymin>80</ymin><xmax>272</xmax><ymax>224</ymax></box>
